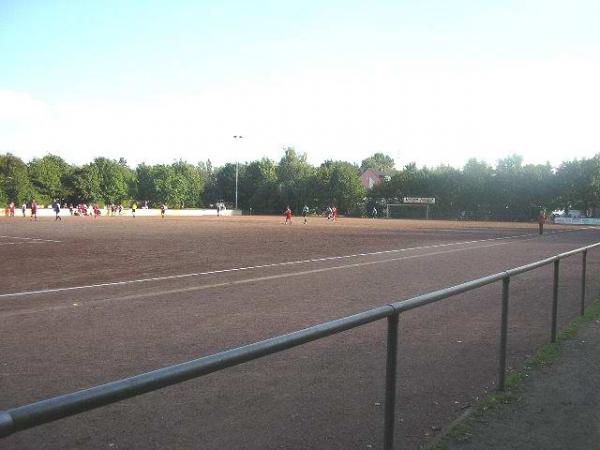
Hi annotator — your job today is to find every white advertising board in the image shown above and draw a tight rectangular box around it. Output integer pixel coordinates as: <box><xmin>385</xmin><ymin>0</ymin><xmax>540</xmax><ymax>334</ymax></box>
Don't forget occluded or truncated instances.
<box><xmin>403</xmin><ymin>197</ymin><xmax>435</xmax><ymax>204</ymax></box>
<box><xmin>16</xmin><ymin>208</ymin><xmax>242</xmax><ymax>218</ymax></box>
<box><xmin>553</xmin><ymin>217</ymin><xmax>600</xmax><ymax>226</ymax></box>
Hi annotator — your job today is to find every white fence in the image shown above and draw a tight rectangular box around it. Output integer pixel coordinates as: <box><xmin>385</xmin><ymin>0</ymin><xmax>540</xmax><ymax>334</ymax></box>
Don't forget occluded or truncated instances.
<box><xmin>554</xmin><ymin>217</ymin><xmax>600</xmax><ymax>226</ymax></box>
<box><xmin>11</xmin><ymin>208</ymin><xmax>242</xmax><ymax>218</ymax></box>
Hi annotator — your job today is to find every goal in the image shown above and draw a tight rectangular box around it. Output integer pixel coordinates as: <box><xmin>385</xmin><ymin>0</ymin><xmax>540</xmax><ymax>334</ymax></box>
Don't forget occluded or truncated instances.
<box><xmin>385</xmin><ymin>203</ymin><xmax>431</xmax><ymax>220</ymax></box>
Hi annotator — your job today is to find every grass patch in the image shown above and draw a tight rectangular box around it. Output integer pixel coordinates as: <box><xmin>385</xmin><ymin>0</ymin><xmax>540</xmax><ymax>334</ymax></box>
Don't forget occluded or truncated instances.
<box><xmin>428</xmin><ymin>299</ymin><xmax>600</xmax><ymax>450</ymax></box>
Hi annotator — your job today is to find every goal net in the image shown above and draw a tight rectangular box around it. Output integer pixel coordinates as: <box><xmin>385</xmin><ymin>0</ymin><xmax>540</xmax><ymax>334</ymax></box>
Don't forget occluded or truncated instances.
<box><xmin>386</xmin><ymin>203</ymin><xmax>431</xmax><ymax>219</ymax></box>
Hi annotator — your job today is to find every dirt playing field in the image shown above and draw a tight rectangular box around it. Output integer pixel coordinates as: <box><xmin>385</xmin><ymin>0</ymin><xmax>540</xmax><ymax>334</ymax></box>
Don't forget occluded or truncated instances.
<box><xmin>1</xmin><ymin>215</ymin><xmax>599</xmax><ymax>449</ymax></box>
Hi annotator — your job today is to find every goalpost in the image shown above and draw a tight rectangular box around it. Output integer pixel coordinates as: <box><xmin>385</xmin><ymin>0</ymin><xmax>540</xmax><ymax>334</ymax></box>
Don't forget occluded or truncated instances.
<box><xmin>385</xmin><ymin>204</ymin><xmax>431</xmax><ymax>220</ymax></box>
<box><xmin>386</xmin><ymin>197</ymin><xmax>435</xmax><ymax>220</ymax></box>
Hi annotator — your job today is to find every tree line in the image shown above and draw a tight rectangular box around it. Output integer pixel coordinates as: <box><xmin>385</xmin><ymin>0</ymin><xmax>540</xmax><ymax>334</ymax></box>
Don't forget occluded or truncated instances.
<box><xmin>1</xmin><ymin>149</ymin><xmax>599</xmax><ymax>220</ymax></box>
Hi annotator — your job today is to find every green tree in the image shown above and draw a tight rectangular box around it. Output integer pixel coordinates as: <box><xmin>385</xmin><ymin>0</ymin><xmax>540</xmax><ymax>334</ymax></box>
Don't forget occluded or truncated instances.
<box><xmin>360</xmin><ymin>152</ymin><xmax>395</xmax><ymax>172</ymax></box>
<box><xmin>135</xmin><ymin>163</ymin><xmax>156</xmax><ymax>203</ymax></box>
<box><xmin>94</xmin><ymin>157</ymin><xmax>134</xmax><ymax>204</ymax></box>
<box><xmin>213</xmin><ymin>163</ymin><xmax>241</xmax><ymax>206</ymax></box>
<box><xmin>316</xmin><ymin>160</ymin><xmax>365</xmax><ymax>214</ymax></box>
<box><xmin>427</xmin><ymin>165</ymin><xmax>462</xmax><ymax>218</ymax></box>
<box><xmin>0</xmin><ymin>153</ymin><xmax>36</xmax><ymax>205</ymax></box>
<box><xmin>241</xmin><ymin>158</ymin><xmax>279</xmax><ymax>211</ymax></box>
<box><xmin>556</xmin><ymin>157</ymin><xmax>600</xmax><ymax>212</ymax></box>
<box><xmin>28</xmin><ymin>154</ymin><xmax>71</xmax><ymax>204</ymax></box>
<box><xmin>148</xmin><ymin>161</ymin><xmax>206</xmax><ymax>208</ymax></box>
<box><xmin>71</xmin><ymin>164</ymin><xmax>102</xmax><ymax>203</ymax></box>
<box><xmin>459</xmin><ymin>158</ymin><xmax>493</xmax><ymax>218</ymax></box>
<box><xmin>171</xmin><ymin>160</ymin><xmax>205</xmax><ymax>207</ymax></box>
<box><xmin>276</xmin><ymin>147</ymin><xmax>315</xmax><ymax>210</ymax></box>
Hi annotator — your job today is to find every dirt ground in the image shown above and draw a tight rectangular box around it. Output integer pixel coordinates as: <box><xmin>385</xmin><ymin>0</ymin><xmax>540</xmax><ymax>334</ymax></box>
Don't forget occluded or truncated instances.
<box><xmin>444</xmin><ymin>316</ymin><xmax>600</xmax><ymax>450</ymax></box>
<box><xmin>1</xmin><ymin>215</ymin><xmax>599</xmax><ymax>449</ymax></box>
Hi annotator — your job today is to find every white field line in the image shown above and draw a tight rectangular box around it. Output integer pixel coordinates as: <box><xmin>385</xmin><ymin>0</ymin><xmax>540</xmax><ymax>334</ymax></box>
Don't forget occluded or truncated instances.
<box><xmin>0</xmin><ymin>227</ymin><xmax>592</xmax><ymax>300</ymax></box>
<box><xmin>0</xmin><ymin>238</ymin><xmax>537</xmax><ymax>317</ymax></box>
<box><xmin>0</xmin><ymin>235</ymin><xmax>62</xmax><ymax>243</ymax></box>
<box><xmin>0</xmin><ymin>241</ymin><xmax>49</xmax><ymax>247</ymax></box>
<box><xmin>0</xmin><ymin>230</ymin><xmax>561</xmax><ymax>299</ymax></box>
<box><xmin>424</xmin><ymin>226</ymin><xmax>599</xmax><ymax>234</ymax></box>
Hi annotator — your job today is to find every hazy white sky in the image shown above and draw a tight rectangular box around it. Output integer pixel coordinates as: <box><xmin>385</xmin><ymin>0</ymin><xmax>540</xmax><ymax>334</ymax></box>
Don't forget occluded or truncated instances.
<box><xmin>1</xmin><ymin>1</ymin><xmax>599</xmax><ymax>169</ymax></box>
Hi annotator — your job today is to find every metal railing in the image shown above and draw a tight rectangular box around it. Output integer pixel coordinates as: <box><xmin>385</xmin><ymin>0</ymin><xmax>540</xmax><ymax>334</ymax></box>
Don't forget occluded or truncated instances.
<box><xmin>1</xmin><ymin>242</ymin><xmax>599</xmax><ymax>449</ymax></box>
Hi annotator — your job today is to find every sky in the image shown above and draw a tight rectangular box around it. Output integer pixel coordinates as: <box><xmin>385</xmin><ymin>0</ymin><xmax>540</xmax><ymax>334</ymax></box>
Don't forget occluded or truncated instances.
<box><xmin>1</xmin><ymin>0</ymin><xmax>599</xmax><ymax>169</ymax></box>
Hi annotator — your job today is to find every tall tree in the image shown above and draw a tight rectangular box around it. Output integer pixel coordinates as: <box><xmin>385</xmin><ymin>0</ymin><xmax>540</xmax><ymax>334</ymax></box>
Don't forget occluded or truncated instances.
<box><xmin>459</xmin><ymin>158</ymin><xmax>493</xmax><ymax>218</ymax></box>
<box><xmin>135</xmin><ymin>163</ymin><xmax>156</xmax><ymax>203</ymax></box>
<box><xmin>94</xmin><ymin>157</ymin><xmax>134</xmax><ymax>204</ymax></box>
<box><xmin>556</xmin><ymin>157</ymin><xmax>600</xmax><ymax>212</ymax></box>
<box><xmin>171</xmin><ymin>160</ymin><xmax>205</xmax><ymax>207</ymax></box>
<box><xmin>241</xmin><ymin>158</ymin><xmax>279</xmax><ymax>211</ymax></box>
<box><xmin>0</xmin><ymin>153</ymin><xmax>35</xmax><ymax>205</ymax></box>
<box><xmin>317</xmin><ymin>160</ymin><xmax>365</xmax><ymax>213</ymax></box>
<box><xmin>213</xmin><ymin>163</ymin><xmax>241</xmax><ymax>206</ymax></box>
<box><xmin>360</xmin><ymin>153</ymin><xmax>395</xmax><ymax>172</ymax></box>
<box><xmin>28</xmin><ymin>154</ymin><xmax>71</xmax><ymax>204</ymax></box>
<box><xmin>276</xmin><ymin>147</ymin><xmax>314</xmax><ymax>209</ymax></box>
<box><xmin>71</xmin><ymin>163</ymin><xmax>102</xmax><ymax>203</ymax></box>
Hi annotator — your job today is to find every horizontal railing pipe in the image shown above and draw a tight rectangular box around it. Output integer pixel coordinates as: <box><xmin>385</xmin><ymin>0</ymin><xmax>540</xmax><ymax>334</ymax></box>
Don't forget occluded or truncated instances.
<box><xmin>391</xmin><ymin>272</ymin><xmax>507</xmax><ymax>313</ymax></box>
<box><xmin>1</xmin><ymin>305</ymin><xmax>395</xmax><ymax>438</ymax></box>
<box><xmin>557</xmin><ymin>243</ymin><xmax>600</xmax><ymax>259</ymax></box>
<box><xmin>505</xmin><ymin>256</ymin><xmax>557</xmax><ymax>277</ymax></box>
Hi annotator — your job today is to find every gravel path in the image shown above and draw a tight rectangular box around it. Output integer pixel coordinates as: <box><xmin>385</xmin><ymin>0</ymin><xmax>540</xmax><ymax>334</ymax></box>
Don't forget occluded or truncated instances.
<box><xmin>443</xmin><ymin>315</ymin><xmax>600</xmax><ymax>450</ymax></box>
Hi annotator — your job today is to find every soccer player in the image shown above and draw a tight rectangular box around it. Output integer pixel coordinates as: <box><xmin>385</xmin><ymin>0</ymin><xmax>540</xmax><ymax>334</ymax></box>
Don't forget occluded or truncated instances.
<box><xmin>372</xmin><ymin>206</ymin><xmax>378</xmax><ymax>219</ymax></box>
<box><xmin>31</xmin><ymin>200</ymin><xmax>38</xmax><ymax>221</ymax></box>
<box><xmin>53</xmin><ymin>200</ymin><xmax>62</xmax><ymax>221</ymax></box>
<box><xmin>131</xmin><ymin>201</ymin><xmax>137</xmax><ymax>218</ymax></box>
<box><xmin>284</xmin><ymin>206</ymin><xmax>293</xmax><ymax>224</ymax></box>
<box><xmin>160</xmin><ymin>203</ymin><xmax>166</xmax><ymax>219</ymax></box>
<box><xmin>21</xmin><ymin>203</ymin><xmax>26</xmax><ymax>217</ymax></box>
<box><xmin>9</xmin><ymin>201</ymin><xmax>15</xmax><ymax>217</ymax></box>
<box><xmin>326</xmin><ymin>206</ymin><xmax>333</xmax><ymax>220</ymax></box>
<box><xmin>302</xmin><ymin>205</ymin><xmax>309</xmax><ymax>224</ymax></box>
<box><xmin>331</xmin><ymin>206</ymin><xmax>337</xmax><ymax>221</ymax></box>
<box><xmin>538</xmin><ymin>210</ymin><xmax>546</xmax><ymax>235</ymax></box>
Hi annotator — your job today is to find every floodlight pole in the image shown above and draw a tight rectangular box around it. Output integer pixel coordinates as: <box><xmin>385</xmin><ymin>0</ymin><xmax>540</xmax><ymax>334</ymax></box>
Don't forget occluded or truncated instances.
<box><xmin>233</xmin><ymin>135</ymin><xmax>243</xmax><ymax>210</ymax></box>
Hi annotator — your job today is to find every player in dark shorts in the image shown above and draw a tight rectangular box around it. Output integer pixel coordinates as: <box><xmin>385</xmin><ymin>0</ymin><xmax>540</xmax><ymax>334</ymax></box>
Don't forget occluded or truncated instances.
<box><xmin>538</xmin><ymin>210</ymin><xmax>546</xmax><ymax>235</ymax></box>
<box><xmin>302</xmin><ymin>205</ymin><xmax>309</xmax><ymax>224</ymax></box>
<box><xmin>30</xmin><ymin>200</ymin><xmax>38</xmax><ymax>221</ymax></box>
<box><xmin>160</xmin><ymin>204</ymin><xmax>166</xmax><ymax>219</ymax></box>
<box><xmin>53</xmin><ymin>201</ymin><xmax>62</xmax><ymax>221</ymax></box>
<box><xmin>284</xmin><ymin>206</ymin><xmax>292</xmax><ymax>224</ymax></box>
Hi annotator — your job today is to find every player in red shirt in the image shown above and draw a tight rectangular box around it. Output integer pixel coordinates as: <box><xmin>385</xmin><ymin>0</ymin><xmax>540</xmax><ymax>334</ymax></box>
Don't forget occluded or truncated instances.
<box><xmin>284</xmin><ymin>206</ymin><xmax>292</xmax><ymax>225</ymax></box>
<box><xmin>30</xmin><ymin>200</ymin><xmax>38</xmax><ymax>221</ymax></box>
<box><xmin>331</xmin><ymin>206</ymin><xmax>337</xmax><ymax>221</ymax></box>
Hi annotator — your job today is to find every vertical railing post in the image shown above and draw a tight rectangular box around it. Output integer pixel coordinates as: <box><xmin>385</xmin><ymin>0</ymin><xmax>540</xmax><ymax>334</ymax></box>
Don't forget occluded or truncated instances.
<box><xmin>384</xmin><ymin>313</ymin><xmax>399</xmax><ymax>450</ymax></box>
<box><xmin>581</xmin><ymin>250</ymin><xmax>587</xmax><ymax>316</ymax></box>
<box><xmin>498</xmin><ymin>276</ymin><xmax>510</xmax><ymax>391</ymax></box>
<box><xmin>551</xmin><ymin>259</ymin><xmax>560</xmax><ymax>343</ymax></box>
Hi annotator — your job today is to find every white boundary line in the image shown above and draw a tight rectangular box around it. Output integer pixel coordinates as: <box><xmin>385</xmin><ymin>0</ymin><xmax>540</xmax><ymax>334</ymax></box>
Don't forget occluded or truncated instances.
<box><xmin>0</xmin><ymin>235</ymin><xmax>62</xmax><ymax>243</ymax></box>
<box><xmin>0</xmin><ymin>241</ymin><xmax>49</xmax><ymax>247</ymax></box>
<box><xmin>0</xmin><ymin>231</ymin><xmax>553</xmax><ymax>299</ymax></box>
<box><xmin>0</xmin><ymin>228</ymin><xmax>592</xmax><ymax>300</ymax></box>
<box><xmin>1</xmin><ymin>239</ymin><xmax>533</xmax><ymax>316</ymax></box>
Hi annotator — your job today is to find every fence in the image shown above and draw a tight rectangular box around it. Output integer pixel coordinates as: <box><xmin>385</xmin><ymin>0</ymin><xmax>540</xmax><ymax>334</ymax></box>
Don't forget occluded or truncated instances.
<box><xmin>1</xmin><ymin>242</ymin><xmax>598</xmax><ymax>449</ymax></box>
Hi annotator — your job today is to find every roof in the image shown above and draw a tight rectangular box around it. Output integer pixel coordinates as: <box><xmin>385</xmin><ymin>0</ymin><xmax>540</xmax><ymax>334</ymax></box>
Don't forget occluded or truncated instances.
<box><xmin>362</xmin><ymin>168</ymin><xmax>387</xmax><ymax>177</ymax></box>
